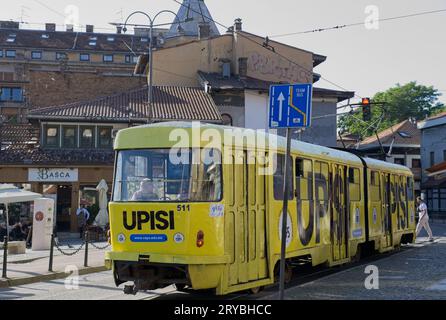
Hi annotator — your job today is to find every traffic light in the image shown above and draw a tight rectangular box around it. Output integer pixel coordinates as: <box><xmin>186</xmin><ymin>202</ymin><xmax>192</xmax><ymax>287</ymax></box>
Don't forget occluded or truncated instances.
<box><xmin>362</xmin><ymin>98</ymin><xmax>372</xmax><ymax>121</ymax></box>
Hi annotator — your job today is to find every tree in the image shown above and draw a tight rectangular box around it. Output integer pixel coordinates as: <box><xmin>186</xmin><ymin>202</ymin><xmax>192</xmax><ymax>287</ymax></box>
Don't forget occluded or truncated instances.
<box><xmin>338</xmin><ymin>82</ymin><xmax>445</xmax><ymax>139</ymax></box>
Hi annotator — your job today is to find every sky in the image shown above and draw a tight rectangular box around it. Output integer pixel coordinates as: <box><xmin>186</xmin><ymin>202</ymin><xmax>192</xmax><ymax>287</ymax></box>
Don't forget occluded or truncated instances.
<box><xmin>2</xmin><ymin>0</ymin><xmax>445</xmax><ymax>104</ymax></box>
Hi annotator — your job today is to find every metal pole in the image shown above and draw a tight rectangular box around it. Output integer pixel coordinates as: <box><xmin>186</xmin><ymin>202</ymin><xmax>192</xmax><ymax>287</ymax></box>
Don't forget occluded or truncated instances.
<box><xmin>2</xmin><ymin>236</ymin><xmax>7</xmax><ymax>278</ymax></box>
<box><xmin>48</xmin><ymin>234</ymin><xmax>55</xmax><ymax>272</ymax></box>
<box><xmin>5</xmin><ymin>205</ymin><xmax>9</xmax><ymax>240</ymax></box>
<box><xmin>279</xmin><ymin>128</ymin><xmax>292</xmax><ymax>300</ymax></box>
<box><xmin>148</xmin><ymin>21</ymin><xmax>154</xmax><ymax>122</ymax></box>
<box><xmin>84</xmin><ymin>231</ymin><xmax>89</xmax><ymax>267</ymax></box>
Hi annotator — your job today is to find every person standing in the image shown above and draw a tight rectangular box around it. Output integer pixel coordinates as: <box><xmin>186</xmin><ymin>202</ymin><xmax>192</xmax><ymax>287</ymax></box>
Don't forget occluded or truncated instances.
<box><xmin>76</xmin><ymin>206</ymin><xmax>91</xmax><ymax>238</ymax></box>
<box><xmin>416</xmin><ymin>197</ymin><xmax>434</xmax><ymax>242</ymax></box>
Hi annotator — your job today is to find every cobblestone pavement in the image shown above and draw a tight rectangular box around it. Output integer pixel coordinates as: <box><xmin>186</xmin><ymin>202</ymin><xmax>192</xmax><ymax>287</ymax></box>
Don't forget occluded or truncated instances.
<box><xmin>2</xmin><ymin>223</ymin><xmax>446</xmax><ymax>300</ymax></box>
<box><xmin>263</xmin><ymin>223</ymin><xmax>446</xmax><ymax>300</ymax></box>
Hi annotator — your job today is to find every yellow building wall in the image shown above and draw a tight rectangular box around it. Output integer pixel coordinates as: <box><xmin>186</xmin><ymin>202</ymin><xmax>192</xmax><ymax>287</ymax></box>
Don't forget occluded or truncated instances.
<box><xmin>236</xmin><ymin>31</ymin><xmax>314</xmax><ymax>84</ymax></box>
<box><xmin>151</xmin><ymin>32</ymin><xmax>314</xmax><ymax>87</ymax></box>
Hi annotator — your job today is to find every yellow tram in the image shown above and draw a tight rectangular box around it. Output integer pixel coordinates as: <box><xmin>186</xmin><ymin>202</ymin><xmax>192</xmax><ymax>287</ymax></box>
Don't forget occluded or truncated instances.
<box><xmin>105</xmin><ymin>122</ymin><xmax>416</xmax><ymax>295</ymax></box>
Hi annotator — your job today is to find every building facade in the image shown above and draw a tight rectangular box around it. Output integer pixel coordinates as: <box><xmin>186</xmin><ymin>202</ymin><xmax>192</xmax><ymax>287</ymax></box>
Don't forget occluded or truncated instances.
<box><xmin>357</xmin><ymin>119</ymin><xmax>422</xmax><ymax>196</ymax></box>
<box><xmin>418</xmin><ymin>112</ymin><xmax>446</xmax><ymax>215</ymax></box>
<box><xmin>197</xmin><ymin>71</ymin><xmax>353</xmax><ymax>146</ymax></box>
<box><xmin>134</xmin><ymin>1</ymin><xmax>352</xmax><ymax>146</ymax></box>
<box><xmin>0</xmin><ymin>20</ymin><xmax>170</xmax><ymax>122</ymax></box>
<box><xmin>0</xmin><ymin>85</ymin><xmax>222</xmax><ymax>232</ymax></box>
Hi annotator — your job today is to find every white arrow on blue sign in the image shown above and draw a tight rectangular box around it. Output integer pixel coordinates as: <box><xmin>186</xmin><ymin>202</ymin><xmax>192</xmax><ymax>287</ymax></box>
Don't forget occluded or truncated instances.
<box><xmin>269</xmin><ymin>84</ymin><xmax>313</xmax><ymax>129</ymax></box>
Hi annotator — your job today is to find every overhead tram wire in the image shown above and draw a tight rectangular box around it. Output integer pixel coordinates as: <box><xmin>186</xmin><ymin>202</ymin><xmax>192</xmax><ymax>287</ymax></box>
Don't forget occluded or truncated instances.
<box><xmin>171</xmin><ymin>0</ymin><xmax>363</xmax><ymax>100</ymax></box>
<box><xmin>270</xmin><ymin>8</ymin><xmax>446</xmax><ymax>38</ymax></box>
<box><xmin>170</xmin><ymin>0</ymin><xmax>391</xmax><ymax>134</ymax></box>
<box><xmin>172</xmin><ymin>0</ymin><xmax>392</xmax><ymax>151</ymax></box>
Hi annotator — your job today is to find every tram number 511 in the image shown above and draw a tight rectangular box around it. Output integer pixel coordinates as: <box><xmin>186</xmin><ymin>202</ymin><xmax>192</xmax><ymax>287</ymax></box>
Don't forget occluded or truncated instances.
<box><xmin>177</xmin><ymin>204</ymin><xmax>191</xmax><ymax>212</ymax></box>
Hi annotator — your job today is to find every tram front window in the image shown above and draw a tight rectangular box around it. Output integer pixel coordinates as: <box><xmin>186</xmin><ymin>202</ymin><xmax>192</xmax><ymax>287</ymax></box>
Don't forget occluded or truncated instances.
<box><xmin>113</xmin><ymin>149</ymin><xmax>222</xmax><ymax>202</ymax></box>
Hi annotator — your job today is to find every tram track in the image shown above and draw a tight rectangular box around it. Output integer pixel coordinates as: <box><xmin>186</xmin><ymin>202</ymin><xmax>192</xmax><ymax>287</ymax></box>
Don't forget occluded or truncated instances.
<box><xmin>138</xmin><ymin>244</ymin><xmax>418</xmax><ymax>301</ymax></box>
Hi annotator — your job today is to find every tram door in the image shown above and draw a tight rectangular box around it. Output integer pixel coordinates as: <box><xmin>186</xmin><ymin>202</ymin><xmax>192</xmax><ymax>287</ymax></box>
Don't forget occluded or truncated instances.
<box><xmin>246</xmin><ymin>151</ymin><xmax>268</xmax><ymax>281</ymax></box>
<box><xmin>227</xmin><ymin>150</ymin><xmax>268</xmax><ymax>286</ymax></box>
<box><xmin>331</xmin><ymin>164</ymin><xmax>348</xmax><ymax>262</ymax></box>
<box><xmin>381</xmin><ymin>174</ymin><xmax>393</xmax><ymax>248</ymax></box>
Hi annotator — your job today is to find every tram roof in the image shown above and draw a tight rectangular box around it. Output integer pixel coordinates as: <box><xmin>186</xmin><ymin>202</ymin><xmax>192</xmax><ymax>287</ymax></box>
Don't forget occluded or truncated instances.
<box><xmin>115</xmin><ymin>122</ymin><xmax>362</xmax><ymax>165</ymax></box>
<box><xmin>362</xmin><ymin>157</ymin><xmax>412</xmax><ymax>175</ymax></box>
<box><xmin>115</xmin><ymin>122</ymin><xmax>412</xmax><ymax>174</ymax></box>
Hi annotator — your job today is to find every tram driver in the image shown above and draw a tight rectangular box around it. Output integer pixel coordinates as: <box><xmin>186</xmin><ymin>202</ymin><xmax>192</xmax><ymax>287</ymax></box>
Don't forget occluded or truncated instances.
<box><xmin>131</xmin><ymin>178</ymin><xmax>159</xmax><ymax>201</ymax></box>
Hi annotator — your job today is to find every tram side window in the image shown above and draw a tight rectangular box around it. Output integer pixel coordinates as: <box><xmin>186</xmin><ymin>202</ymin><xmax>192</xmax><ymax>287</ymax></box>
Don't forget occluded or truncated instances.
<box><xmin>370</xmin><ymin>171</ymin><xmax>381</xmax><ymax>201</ymax></box>
<box><xmin>407</xmin><ymin>177</ymin><xmax>414</xmax><ymax>201</ymax></box>
<box><xmin>296</xmin><ymin>158</ymin><xmax>313</xmax><ymax>200</ymax></box>
<box><xmin>315</xmin><ymin>161</ymin><xmax>328</xmax><ymax>202</ymax></box>
<box><xmin>273</xmin><ymin>154</ymin><xmax>293</xmax><ymax>200</ymax></box>
<box><xmin>348</xmin><ymin>167</ymin><xmax>361</xmax><ymax>201</ymax></box>
<box><xmin>400</xmin><ymin>176</ymin><xmax>407</xmax><ymax>200</ymax></box>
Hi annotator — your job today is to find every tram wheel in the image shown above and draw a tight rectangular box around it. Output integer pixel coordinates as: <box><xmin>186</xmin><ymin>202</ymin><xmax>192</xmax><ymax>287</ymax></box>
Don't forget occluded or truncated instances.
<box><xmin>273</xmin><ymin>263</ymin><xmax>293</xmax><ymax>284</ymax></box>
<box><xmin>250</xmin><ymin>286</ymin><xmax>264</xmax><ymax>294</ymax></box>
<box><xmin>351</xmin><ymin>246</ymin><xmax>362</xmax><ymax>263</ymax></box>
<box><xmin>175</xmin><ymin>284</ymin><xmax>187</xmax><ymax>291</ymax></box>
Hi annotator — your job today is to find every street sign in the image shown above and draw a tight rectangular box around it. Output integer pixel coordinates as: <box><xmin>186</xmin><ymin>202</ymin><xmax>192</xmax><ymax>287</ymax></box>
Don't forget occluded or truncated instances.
<box><xmin>269</xmin><ymin>83</ymin><xmax>313</xmax><ymax>300</ymax></box>
<box><xmin>269</xmin><ymin>84</ymin><xmax>313</xmax><ymax>128</ymax></box>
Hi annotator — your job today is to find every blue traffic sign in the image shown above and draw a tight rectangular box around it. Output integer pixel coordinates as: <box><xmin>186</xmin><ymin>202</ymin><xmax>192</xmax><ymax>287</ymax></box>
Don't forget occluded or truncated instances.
<box><xmin>269</xmin><ymin>84</ymin><xmax>313</xmax><ymax>128</ymax></box>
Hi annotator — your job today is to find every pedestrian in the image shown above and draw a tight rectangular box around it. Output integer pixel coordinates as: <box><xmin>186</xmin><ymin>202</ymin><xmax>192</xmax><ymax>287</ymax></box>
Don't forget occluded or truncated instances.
<box><xmin>76</xmin><ymin>205</ymin><xmax>91</xmax><ymax>239</ymax></box>
<box><xmin>416</xmin><ymin>197</ymin><xmax>434</xmax><ymax>242</ymax></box>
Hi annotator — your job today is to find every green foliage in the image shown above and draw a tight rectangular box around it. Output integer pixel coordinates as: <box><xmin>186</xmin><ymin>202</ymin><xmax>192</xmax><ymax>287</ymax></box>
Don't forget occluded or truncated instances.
<box><xmin>338</xmin><ymin>82</ymin><xmax>445</xmax><ymax>139</ymax></box>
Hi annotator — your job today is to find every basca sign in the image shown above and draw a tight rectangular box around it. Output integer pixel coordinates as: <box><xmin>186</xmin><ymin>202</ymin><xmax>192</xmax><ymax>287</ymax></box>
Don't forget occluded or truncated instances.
<box><xmin>28</xmin><ymin>168</ymin><xmax>79</xmax><ymax>182</ymax></box>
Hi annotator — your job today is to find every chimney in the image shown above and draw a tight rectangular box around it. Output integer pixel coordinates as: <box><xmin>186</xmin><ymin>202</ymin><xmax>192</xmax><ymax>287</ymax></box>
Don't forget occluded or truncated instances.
<box><xmin>66</xmin><ymin>24</ymin><xmax>74</xmax><ymax>32</ymax></box>
<box><xmin>238</xmin><ymin>57</ymin><xmax>248</xmax><ymax>79</ymax></box>
<box><xmin>86</xmin><ymin>24</ymin><xmax>94</xmax><ymax>33</ymax></box>
<box><xmin>45</xmin><ymin>23</ymin><xmax>56</xmax><ymax>32</ymax></box>
<box><xmin>198</xmin><ymin>23</ymin><xmax>211</xmax><ymax>40</ymax></box>
<box><xmin>0</xmin><ymin>21</ymin><xmax>20</xmax><ymax>29</ymax></box>
<box><xmin>116</xmin><ymin>26</ymin><xmax>122</xmax><ymax>34</ymax></box>
<box><xmin>234</xmin><ymin>18</ymin><xmax>242</xmax><ymax>32</ymax></box>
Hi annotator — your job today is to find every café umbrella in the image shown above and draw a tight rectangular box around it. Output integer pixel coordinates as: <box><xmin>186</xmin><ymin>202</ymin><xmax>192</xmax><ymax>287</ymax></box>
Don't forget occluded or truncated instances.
<box><xmin>0</xmin><ymin>184</ymin><xmax>42</xmax><ymax>239</ymax></box>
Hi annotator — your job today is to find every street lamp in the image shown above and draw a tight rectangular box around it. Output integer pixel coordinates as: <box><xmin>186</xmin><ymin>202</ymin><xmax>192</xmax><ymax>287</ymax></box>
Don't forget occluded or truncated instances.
<box><xmin>122</xmin><ymin>10</ymin><xmax>184</xmax><ymax>123</ymax></box>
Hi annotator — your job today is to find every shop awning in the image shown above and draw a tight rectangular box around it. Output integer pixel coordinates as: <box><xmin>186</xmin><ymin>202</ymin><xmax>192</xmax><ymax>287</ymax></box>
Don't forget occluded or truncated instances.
<box><xmin>0</xmin><ymin>184</ymin><xmax>42</xmax><ymax>204</ymax></box>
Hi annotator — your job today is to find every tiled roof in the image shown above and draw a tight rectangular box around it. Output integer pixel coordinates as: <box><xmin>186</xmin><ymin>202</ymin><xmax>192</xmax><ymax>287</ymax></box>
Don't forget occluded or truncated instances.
<box><xmin>166</xmin><ymin>0</ymin><xmax>220</xmax><ymax>38</ymax></box>
<box><xmin>0</xmin><ymin>124</ymin><xmax>113</xmax><ymax>166</ymax></box>
<box><xmin>27</xmin><ymin>86</ymin><xmax>222</xmax><ymax>123</ymax></box>
<box><xmin>337</xmin><ymin>133</ymin><xmax>361</xmax><ymax>148</ymax></box>
<box><xmin>426</xmin><ymin>111</ymin><xmax>446</xmax><ymax>121</ymax></box>
<box><xmin>0</xmin><ymin>28</ymin><xmax>151</xmax><ymax>53</ymax></box>
<box><xmin>360</xmin><ymin>120</ymin><xmax>421</xmax><ymax>148</ymax></box>
<box><xmin>197</xmin><ymin>71</ymin><xmax>355</xmax><ymax>102</ymax></box>
<box><xmin>426</xmin><ymin>161</ymin><xmax>446</xmax><ymax>174</ymax></box>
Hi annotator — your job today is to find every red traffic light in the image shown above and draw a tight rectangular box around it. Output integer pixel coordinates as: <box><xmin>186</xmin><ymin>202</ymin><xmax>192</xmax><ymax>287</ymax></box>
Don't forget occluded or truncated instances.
<box><xmin>362</xmin><ymin>98</ymin><xmax>371</xmax><ymax>105</ymax></box>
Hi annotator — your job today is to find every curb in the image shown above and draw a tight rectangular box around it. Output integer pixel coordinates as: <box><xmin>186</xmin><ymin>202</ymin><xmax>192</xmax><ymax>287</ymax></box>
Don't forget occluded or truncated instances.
<box><xmin>0</xmin><ymin>265</ymin><xmax>107</xmax><ymax>288</ymax></box>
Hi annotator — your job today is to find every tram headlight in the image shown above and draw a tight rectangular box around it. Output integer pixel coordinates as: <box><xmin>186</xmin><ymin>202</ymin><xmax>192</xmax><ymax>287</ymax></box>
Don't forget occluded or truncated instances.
<box><xmin>196</xmin><ymin>230</ymin><xmax>205</xmax><ymax>248</ymax></box>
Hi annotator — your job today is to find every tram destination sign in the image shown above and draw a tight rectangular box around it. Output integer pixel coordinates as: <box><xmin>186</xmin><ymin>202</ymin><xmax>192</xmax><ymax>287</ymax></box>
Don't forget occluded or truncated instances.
<box><xmin>269</xmin><ymin>83</ymin><xmax>313</xmax><ymax>129</ymax></box>
<box><xmin>28</xmin><ymin>168</ymin><xmax>79</xmax><ymax>182</ymax></box>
